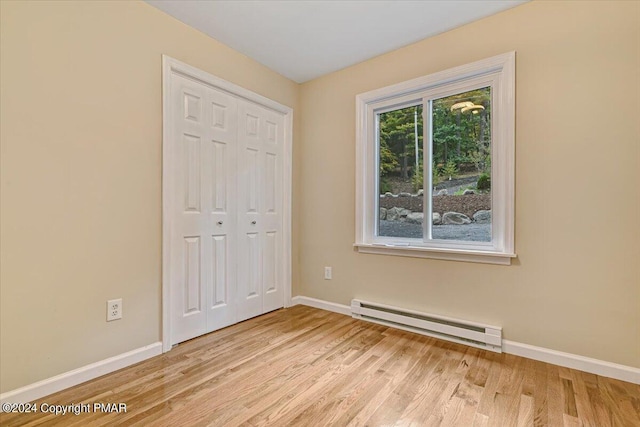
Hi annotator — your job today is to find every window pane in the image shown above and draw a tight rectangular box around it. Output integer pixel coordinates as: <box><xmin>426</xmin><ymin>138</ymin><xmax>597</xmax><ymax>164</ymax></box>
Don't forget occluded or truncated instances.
<box><xmin>377</xmin><ymin>105</ymin><xmax>423</xmax><ymax>239</ymax></box>
<box><xmin>431</xmin><ymin>87</ymin><xmax>492</xmax><ymax>242</ymax></box>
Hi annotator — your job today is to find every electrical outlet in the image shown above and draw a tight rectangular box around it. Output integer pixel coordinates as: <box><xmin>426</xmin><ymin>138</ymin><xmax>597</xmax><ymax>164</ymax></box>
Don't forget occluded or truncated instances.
<box><xmin>107</xmin><ymin>298</ymin><xmax>122</xmax><ymax>321</ymax></box>
<box><xmin>324</xmin><ymin>267</ymin><xmax>332</xmax><ymax>280</ymax></box>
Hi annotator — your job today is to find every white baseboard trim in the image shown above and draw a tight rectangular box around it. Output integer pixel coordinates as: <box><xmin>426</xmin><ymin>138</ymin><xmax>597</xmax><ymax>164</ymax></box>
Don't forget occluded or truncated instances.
<box><xmin>0</xmin><ymin>342</ymin><xmax>163</xmax><ymax>404</ymax></box>
<box><xmin>290</xmin><ymin>295</ymin><xmax>351</xmax><ymax>316</ymax></box>
<box><xmin>502</xmin><ymin>340</ymin><xmax>640</xmax><ymax>384</ymax></box>
<box><xmin>291</xmin><ymin>295</ymin><xmax>640</xmax><ymax>385</ymax></box>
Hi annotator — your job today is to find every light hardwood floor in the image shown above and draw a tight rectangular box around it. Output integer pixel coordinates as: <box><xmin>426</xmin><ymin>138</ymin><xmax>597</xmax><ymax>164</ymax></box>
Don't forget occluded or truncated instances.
<box><xmin>2</xmin><ymin>305</ymin><xmax>639</xmax><ymax>426</ymax></box>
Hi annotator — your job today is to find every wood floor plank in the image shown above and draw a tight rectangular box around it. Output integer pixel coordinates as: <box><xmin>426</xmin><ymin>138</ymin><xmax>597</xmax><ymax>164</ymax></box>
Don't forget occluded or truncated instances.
<box><xmin>561</xmin><ymin>377</ymin><xmax>578</xmax><ymax>418</ymax></box>
<box><xmin>531</xmin><ymin>359</ymin><xmax>550</xmax><ymax>427</ymax></box>
<box><xmin>582</xmin><ymin>371</ymin><xmax>614</xmax><ymax>427</ymax></box>
<box><xmin>475</xmin><ymin>351</ymin><xmax>503</xmax><ymax>417</ymax></box>
<box><xmin>2</xmin><ymin>305</ymin><xmax>639</xmax><ymax>427</ymax></box>
<box><xmin>546</xmin><ymin>364</ymin><xmax>565</xmax><ymax>426</ymax></box>
<box><xmin>486</xmin><ymin>355</ymin><xmax>525</xmax><ymax>427</ymax></box>
<box><xmin>515</xmin><ymin>394</ymin><xmax>534</xmax><ymax>427</ymax></box>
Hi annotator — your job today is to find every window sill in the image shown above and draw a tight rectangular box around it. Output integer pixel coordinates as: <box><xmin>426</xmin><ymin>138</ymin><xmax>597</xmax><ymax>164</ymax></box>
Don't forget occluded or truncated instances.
<box><xmin>354</xmin><ymin>243</ymin><xmax>516</xmax><ymax>265</ymax></box>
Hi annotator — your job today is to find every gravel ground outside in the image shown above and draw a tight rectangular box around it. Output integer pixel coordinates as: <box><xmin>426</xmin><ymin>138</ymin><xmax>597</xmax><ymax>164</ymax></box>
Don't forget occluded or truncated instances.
<box><xmin>379</xmin><ymin>220</ymin><xmax>491</xmax><ymax>242</ymax></box>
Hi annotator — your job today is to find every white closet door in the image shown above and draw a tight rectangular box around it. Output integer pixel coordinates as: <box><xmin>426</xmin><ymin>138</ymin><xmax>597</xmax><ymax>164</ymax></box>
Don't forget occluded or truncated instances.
<box><xmin>260</xmin><ymin>107</ymin><xmax>285</xmax><ymax>314</ymax></box>
<box><xmin>170</xmin><ymin>75</ymin><xmax>237</xmax><ymax>344</ymax></box>
<box><xmin>205</xmin><ymin>87</ymin><xmax>238</xmax><ymax>332</ymax></box>
<box><xmin>236</xmin><ymin>100</ymin><xmax>285</xmax><ymax>322</ymax></box>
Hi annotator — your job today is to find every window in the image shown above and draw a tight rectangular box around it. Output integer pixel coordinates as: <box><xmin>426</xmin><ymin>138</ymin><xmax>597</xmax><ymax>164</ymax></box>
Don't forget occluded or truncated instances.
<box><xmin>355</xmin><ymin>52</ymin><xmax>515</xmax><ymax>264</ymax></box>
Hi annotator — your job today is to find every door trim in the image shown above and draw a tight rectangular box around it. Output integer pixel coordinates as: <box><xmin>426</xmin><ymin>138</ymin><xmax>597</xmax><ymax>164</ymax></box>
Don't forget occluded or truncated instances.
<box><xmin>162</xmin><ymin>55</ymin><xmax>293</xmax><ymax>352</ymax></box>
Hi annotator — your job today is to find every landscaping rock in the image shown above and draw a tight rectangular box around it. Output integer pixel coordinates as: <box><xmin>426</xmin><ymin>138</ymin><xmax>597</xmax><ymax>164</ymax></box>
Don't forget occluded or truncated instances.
<box><xmin>398</xmin><ymin>208</ymin><xmax>411</xmax><ymax>218</ymax></box>
<box><xmin>380</xmin><ymin>207</ymin><xmax>387</xmax><ymax>220</ymax></box>
<box><xmin>417</xmin><ymin>189</ymin><xmax>424</xmax><ymax>196</ymax></box>
<box><xmin>437</xmin><ymin>189</ymin><xmax>448</xmax><ymax>196</ymax></box>
<box><xmin>406</xmin><ymin>212</ymin><xmax>424</xmax><ymax>224</ymax></box>
<box><xmin>473</xmin><ymin>210</ymin><xmax>491</xmax><ymax>224</ymax></box>
<box><xmin>442</xmin><ymin>212</ymin><xmax>471</xmax><ymax>225</ymax></box>
<box><xmin>386</xmin><ymin>207</ymin><xmax>400</xmax><ymax>221</ymax></box>
<box><xmin>463</xmin><ymin>189</ymin><xmax>476</xmax><ymax>195</ymax></box>
<box><xmin>432</xmin><ymin>212</ymin><xmax>442</xmax><ymax>225</ymax></box>
<box><xmin>386</xmin><ymin>207</ymin><xmax>410</xmax><ymax>221</ymax></box>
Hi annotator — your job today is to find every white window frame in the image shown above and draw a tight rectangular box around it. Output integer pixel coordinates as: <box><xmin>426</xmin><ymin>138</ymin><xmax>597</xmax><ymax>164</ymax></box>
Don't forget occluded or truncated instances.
<box><xmin>354</xmin><ymin>52</ymin><xmax>516</xmax><ymax>265</ymax></box>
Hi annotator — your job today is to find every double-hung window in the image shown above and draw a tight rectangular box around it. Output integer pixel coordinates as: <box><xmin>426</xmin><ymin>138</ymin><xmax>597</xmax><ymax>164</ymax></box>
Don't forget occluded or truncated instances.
<box><xmin>355</xmin><ymin>52</ymin><xmax>516</xmax><ymax>264</ymax></box>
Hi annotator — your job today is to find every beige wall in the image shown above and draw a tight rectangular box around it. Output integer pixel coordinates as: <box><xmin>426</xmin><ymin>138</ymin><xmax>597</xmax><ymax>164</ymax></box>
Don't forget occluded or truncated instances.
<box><xmin>0</xmin><ymin>1</ymin><xmax>299</xmax><ymax>393</ymax></box>
<box><xmin>297</xmin><ymin>0</ymin><xmax>640</xmax><ymax>368</ymax></box>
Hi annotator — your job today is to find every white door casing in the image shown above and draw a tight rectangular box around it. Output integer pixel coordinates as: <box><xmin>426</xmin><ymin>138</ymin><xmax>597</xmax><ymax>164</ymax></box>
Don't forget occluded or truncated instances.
<box><xmin>163</xmin><ymin>56</ymin><xmax>292</xmax><ymax>351</ymax></box>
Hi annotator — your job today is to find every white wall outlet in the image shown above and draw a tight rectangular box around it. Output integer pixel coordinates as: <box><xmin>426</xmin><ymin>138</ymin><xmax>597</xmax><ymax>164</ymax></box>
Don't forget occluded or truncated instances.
<box><xmin>324</xmin><ymin>266</ymin><xmax>332</xmax><ymax>280</ymax></box>
<box><xmin>107</xmin><ymin>298</ymin><xmax>122</xmax><ymax>321</ymax></box>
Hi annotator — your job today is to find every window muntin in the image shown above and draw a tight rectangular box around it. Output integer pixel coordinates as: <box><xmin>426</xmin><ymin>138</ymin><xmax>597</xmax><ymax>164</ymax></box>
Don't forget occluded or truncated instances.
<box><xmin>356</xmin><ymin>52</ymin><xmax>515</xmax><ymax>264</ymax></box>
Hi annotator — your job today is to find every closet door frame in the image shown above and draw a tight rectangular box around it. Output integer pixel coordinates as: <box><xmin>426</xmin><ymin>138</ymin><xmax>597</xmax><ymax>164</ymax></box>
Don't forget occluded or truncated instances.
<box><xmin>161</xmin><ymin>55</ymin><xmax>293</xmax><ymax>353</ymax></box>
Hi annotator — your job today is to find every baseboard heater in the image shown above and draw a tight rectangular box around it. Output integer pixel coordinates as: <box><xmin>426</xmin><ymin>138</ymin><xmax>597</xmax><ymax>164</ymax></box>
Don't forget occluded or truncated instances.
<box><xmin>351</xmin><ymin>299</ymin><xmax>502</xmax><ymax>353</ymax></box>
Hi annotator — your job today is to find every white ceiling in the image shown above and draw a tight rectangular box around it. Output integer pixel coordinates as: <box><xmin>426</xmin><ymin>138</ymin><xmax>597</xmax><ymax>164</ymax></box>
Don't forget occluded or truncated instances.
<box><xmin>146</xmin><ymin>0</ymin><xmax>527</xmax><ymax>83</ymax></box>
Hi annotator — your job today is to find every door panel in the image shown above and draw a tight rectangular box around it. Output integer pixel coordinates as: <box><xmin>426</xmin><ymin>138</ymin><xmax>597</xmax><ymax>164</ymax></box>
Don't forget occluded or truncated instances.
<box><xmin>184</xmin><ymin>92</ymin><xmax>202</xmax><ymax>122</ymax></box>
<box><xmin>183</xmin><ymin>134</ymin><xmax>201</xmax><ymax>212</ymax></box>
<box><xmin>265</xmin><ymin>153</ymin><xmax>277</xmax><ymax>214</ymax></box>
<box><xmin>211</xmin><ymin>235</ymin><xmax>227</xmax><ymax>306</ymax></box>
<box><xmin>264</xmin><ymin>231</ymin><xmax>277</xmax><ymax>294</ymax></box>
<box><xmin>183</xmin><ymin>236</ymin><xmax>202</xmax><ymax>314</ymax></box>
<box><xmin>245</xmin><ymin>147</ymin><xmax>259</xmax><ymax>213</ymax></box>
<box><xmin>212</xmin><ymin>142</ymin><xmax>227</xmax><ymax>212</ymax></box>
<box><xmin>247</xmin><ymin>233</ymin><xmax>260</xmax><ymax>298</ymax></box>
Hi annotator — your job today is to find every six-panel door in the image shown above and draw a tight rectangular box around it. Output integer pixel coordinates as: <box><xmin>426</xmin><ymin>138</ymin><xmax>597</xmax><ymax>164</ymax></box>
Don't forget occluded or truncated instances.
<box><xmin>237</xmin><ymin>100</ymin><xmax>285</xmax><ymax>322</ymax></box>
